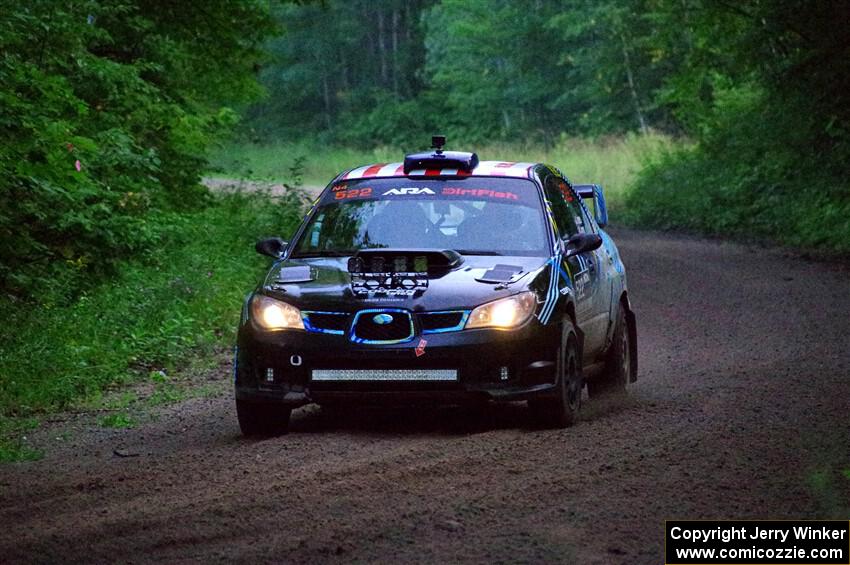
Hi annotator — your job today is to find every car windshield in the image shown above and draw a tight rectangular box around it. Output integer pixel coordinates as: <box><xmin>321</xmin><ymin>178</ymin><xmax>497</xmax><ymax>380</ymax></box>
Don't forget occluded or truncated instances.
<box><xmin>292</xmin><ymin>177</ymin><xmax>550</xmax><ymax>257</ymax></box>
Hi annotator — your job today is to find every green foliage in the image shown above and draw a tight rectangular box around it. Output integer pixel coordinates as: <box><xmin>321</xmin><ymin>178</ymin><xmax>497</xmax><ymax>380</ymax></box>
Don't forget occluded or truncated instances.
<box><xmin>98</xmin><ymin>412</ymin><xmax>135</xmax><ymax>429</ymax></box>
<box><xmin>244</xmin><ymin>0</ymin><xmax>688</xmax><ymax>144</ymax></box>
<box><xmin>425</xmin><ymin>0</ymin><xmax>558</xmax><ymax>140</ymax></box>
<box><xmin>0</xmin><ymin>191</ymin><xmax>306</xmax><ymax>419</ymax></box>
<box><xmin>244</xmin><ymin>0</ymin><xmax>433</xmax><ymax>144</ymax></box>
<box><xmin>0</xmin><ymin>439</ymin><xmax>42</xmax><ymax>462</ymax></box>
<box><xmin>244</xmin><ymin>0</ymin><xmax>849</xmax><ymax>254</ymax></box>
<box><xmin>0</xmin><ymin>417</ymin><xmax>41</xmax><ymax>462</ymax></box>
<box><xmin>0</xmin><ymin>0</ymin><xmax>274</xmax><ymax>299</ymax></box>
<box><xmin>627</xmin><ymin>1</ymin><xmax>850</xmax><ymax>252</ymax></box>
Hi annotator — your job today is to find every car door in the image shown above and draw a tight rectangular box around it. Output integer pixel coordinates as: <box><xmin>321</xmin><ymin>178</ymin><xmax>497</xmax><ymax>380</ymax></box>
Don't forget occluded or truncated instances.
<box><xmin>541</xmin><ymin>174</ymin><xmax>604</xmax><ymax>356</ymax></box>
<box><xmin>564</xmin><ymin>186</ymin><xmax>614</xmax><ymax>354</ymax></box>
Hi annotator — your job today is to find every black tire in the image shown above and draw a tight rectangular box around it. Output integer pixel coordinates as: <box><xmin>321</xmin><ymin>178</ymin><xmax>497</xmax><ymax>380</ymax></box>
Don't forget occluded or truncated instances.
<box><xmin>530</xmin><ymin>320</ymin><xmax>582</xmax><ymax>428</ymax></box>
<box><xmin>236</xmin><ymin>400</ymin><xmax>291</xmax><ymax>437</ymax></box>
<box><xmin>588</xmin><ymin>304</ymin><xmax>632</xmax><ymax>398</ymax></box>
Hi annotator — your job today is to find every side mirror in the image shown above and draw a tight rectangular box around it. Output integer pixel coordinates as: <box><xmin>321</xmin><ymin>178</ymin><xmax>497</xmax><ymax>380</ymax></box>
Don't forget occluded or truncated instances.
<box><xmin>564</xmin><ymin>233</ymin><xmax>602</xmax><ymax>257</ymax></box>
<box><xmin>593</xmin><ymin>185</ymin><xmax>608</xmax><ymax>228</ymax></box>
<box><xmin>255</xmin><ymin>237</ymin><xmax>287</xmax><ymax>258</ymax></box>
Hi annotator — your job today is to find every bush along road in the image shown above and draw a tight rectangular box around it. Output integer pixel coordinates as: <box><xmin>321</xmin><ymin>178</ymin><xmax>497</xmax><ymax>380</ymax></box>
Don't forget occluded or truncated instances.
<box><xmin>1</xmin><ymin>227</ymin><xmax>848</xmax><ymax>563</ymax></box>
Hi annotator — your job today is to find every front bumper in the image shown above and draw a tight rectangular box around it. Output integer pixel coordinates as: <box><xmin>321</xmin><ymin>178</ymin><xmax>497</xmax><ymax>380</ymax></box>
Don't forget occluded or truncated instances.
<box><xmin>235</xmin><ymin>320</ymin><xmax>560</xmax><ymax>407</ymax></box>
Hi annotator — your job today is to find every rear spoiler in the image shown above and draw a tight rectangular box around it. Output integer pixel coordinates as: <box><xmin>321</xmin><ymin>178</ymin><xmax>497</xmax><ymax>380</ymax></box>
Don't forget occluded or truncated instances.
<box><xmin>572</xmin><ymin>184</ymin><xmax>608</xmax><ymax>228</ymax></box>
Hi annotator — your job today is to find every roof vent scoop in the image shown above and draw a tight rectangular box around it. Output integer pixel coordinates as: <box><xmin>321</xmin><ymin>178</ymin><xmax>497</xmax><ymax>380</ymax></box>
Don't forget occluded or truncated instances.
<box><xmin>403</xmin><ymin>135</ymin><xmax>479</xmax><ymax>174</ymax></box>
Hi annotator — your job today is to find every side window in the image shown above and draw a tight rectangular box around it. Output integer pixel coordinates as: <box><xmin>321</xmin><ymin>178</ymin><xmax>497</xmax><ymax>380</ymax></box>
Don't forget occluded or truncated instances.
<box><xmin>563</xmin><ymin>185</ymin><xmax>597</xmax><ymax>234</ymax></box>
<box><xmin>304</xmin><ymin>211</ymin><xmax>325</xmax><ymax>249</ymax></box>
<box><xmin>543</xmin><ymin>175</ymin><xmax>579</xmax><ymax>237</ymax></box>
<box><xmin>579</xmin><ymin>202</ymin><xmax>597</xmax><ymax>233</ymax></box>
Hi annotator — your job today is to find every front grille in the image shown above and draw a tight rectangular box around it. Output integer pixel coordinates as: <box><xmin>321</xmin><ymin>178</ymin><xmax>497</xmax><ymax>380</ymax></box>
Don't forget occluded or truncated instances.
<box><xmin>351</xmin><ymin>309</ymin><xmax>414</xmax><ymax>344</ymax></box>
<box><xmin>302</xmin><ymin>312</ymin><xmax>350</xmax><ymax>335</ymax></box>
<box><xmin>419</xmin><ymin>311</ymin><xmax>468</xmax><ymax>333</ymax></box>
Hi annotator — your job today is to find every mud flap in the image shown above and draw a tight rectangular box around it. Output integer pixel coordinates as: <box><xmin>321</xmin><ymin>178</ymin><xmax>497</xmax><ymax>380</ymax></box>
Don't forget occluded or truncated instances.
<box><xmin>626</xmin><ymin>308</ymin><xmax>638</xmax><ymax>382</ymax></box>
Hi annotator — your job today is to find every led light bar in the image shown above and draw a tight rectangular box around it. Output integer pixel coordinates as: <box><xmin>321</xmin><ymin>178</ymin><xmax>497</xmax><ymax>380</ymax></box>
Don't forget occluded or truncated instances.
<box><xmin>311</xmin><ymin>369</ymin><xmax>458</xmax><ymax>382</ymax></box>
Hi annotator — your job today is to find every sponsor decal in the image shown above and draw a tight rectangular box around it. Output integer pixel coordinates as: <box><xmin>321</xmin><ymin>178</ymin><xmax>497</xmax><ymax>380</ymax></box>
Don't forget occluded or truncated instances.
<box><xmin>348</xmin><ymin>254</ymin><xmax>430</xmax><ymax>297</ymax></box>
<box><xmin>415</xmin><ymin>338</ymin><xmax>427</xmax><ymax>357</ymax></box>
<box><xmin>334</xmin><ymin>187</ymin><xmax>372</xmax><ymax>200</ymax></box>
<box><xmin>539</xmin><ymin>254</ymin><xmax>580</xmax><ymax>325</ymax></box>
<box><xmin>573</xmin><ymin>271</ymin><xmax>591</xmax><ymax>299</ymax></box>
<box><xmin>382</xmin><ymin>187</ymin><xmax>436</xmax><ymax>196</ymax></box>
<box><xmin>441</xmin><ymin>187</ymin><xmax>519</xmax><ymax>200</ymax></box>
<box><xmin>558</xmin><ymin>181</ymin><xmax>575</xmax><ymax>202</ymax></box>
<box><xmin>348</xmin><ymin>255</ymin><xmax>428</xmax><ymax>296</ymax></box>
<box><xmin>350</xmin><ymin>273</ymin><xmax>429</xmax><ymax>297</ymax></box>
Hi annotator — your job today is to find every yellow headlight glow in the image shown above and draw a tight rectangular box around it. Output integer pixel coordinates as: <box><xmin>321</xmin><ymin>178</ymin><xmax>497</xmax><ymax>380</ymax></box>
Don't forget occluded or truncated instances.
<box><xmin>491</xmin><ymin>300</ymin><xmax>519</xmax><ymax>326</ymax></box>
<box><xmin>251</xmin><ymin>295</ymin><xmax>304</xmax><ymax>330</ymax></box>
<box><xmin>466</xmin><ymin>292</ymin><xmax>537</xmax><ymax>330</ymax></box>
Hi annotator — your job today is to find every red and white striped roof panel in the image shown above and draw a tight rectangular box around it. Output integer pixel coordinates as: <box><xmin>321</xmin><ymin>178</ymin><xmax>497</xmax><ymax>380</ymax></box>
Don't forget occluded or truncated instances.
<box><xmin>341</xmin><ymin>160</ymin><xmax>536</xmax><ymax>181</ymax></box>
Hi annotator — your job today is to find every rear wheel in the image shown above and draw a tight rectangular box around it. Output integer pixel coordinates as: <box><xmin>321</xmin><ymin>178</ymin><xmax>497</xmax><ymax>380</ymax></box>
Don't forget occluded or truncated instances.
<box><xmin>236</xmin><ymin>400</ymin><xmax>291</xmax><ymax>437</ymax></box>
<box><xmin>588</xmin><ymin>305</ymin><xmax>632</xmax><ymax>398</ymax></box>
<box><xmin>530</xmin><ymin>320</ymin><xmax>581</xmax><ymax>428</ymax></box>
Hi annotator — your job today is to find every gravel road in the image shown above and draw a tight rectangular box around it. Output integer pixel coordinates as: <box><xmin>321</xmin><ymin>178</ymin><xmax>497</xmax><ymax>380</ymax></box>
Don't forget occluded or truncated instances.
<box><xmin>2</xmin><ymin>227</ymin><xmax>849</xmax><ymax>564</ymax></box>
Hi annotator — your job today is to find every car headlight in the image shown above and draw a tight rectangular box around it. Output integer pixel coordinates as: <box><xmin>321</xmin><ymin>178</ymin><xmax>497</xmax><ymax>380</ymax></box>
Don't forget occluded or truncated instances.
<box><xmin>251</xmin><ymin>295</ymin><xmax>304</xmax><ymax>330</ymax></box>
<box><xmin>466</xmin><ymin>291</ymin><xmax>537</xmax><ymax>330</ymax></box>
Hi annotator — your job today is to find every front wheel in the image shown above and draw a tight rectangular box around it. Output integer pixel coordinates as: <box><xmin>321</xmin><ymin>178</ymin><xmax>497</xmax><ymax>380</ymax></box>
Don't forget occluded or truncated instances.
<box><xmin>236</xmin><ymin>400</ymin><xmax>291</xmax><ymax>437</ymax></box>
<box><xmin>529</xmin><ymin>320</ymin><xmax>582</xmax><ymax>428</ymax></box>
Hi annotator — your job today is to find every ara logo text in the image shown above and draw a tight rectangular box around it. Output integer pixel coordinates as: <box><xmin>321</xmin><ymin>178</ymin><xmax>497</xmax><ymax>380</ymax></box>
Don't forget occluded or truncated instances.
<box><xmin>382</xmin><ymin>187</ymin><xmax>436</xmax><ymax>196</ymax></box>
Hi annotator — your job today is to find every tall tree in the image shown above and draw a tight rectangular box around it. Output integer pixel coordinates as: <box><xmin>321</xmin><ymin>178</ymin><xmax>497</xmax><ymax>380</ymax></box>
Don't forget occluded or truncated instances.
<box><xmin>0</xmin><ymin>0</ymin><xmax>275</xmax><ymax>297</ymax></box>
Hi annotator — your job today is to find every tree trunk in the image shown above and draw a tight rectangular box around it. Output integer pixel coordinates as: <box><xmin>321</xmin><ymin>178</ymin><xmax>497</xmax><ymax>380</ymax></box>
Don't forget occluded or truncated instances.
<box><xmin>620</xmin><ymin>32</ymin><xmax>649</xmax><ymax>135</ymax></box>
<box><xmin>392</xmin><ymin>8</ymin><xmax>399</xmax><ymax>95</ymax></box>
<box><xmin>341</xmin><ymin>50</ymin><xmax>350</xmax><ymax>91</ymax></box>
<box><xmin>378</xmin><ymin>10</ymin><xmax>388</xmax><ymax>86</ymax></box>
<box><xmin>502</xmin><ymin>109</ymin><xmax>511</xmax><ymax>132</ymax></box>
<box><xmin>322</xmin><ymin>75</ymin><xmax>332</xmax><ymax>130</ymax></box>
<box><xmin>405</xmin><ymin>2</ymin><xmax>412</xmax><ymax>43</ymax></box>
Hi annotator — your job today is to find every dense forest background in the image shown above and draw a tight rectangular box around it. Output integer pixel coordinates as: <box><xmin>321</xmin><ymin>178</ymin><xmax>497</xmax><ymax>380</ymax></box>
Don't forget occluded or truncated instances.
<box><xmin>245</xmin><ymin>0</ymin><xmax>849</xmax><ymax>249</ymax></box>
<box><xmin>0</xmin><ymin>0</ymin><xmax>848</xmax><ymax>457</ymax></box>
<box><xmin>4</xmin><ymin>0</ymin><xmax>849</xmax><ymax>301</ymax></box>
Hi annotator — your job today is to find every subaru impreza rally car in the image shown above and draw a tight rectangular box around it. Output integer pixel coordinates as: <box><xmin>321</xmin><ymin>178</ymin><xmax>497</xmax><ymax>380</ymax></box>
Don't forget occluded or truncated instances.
<box><xmin>234</xmin><ymin>137</ymin><xmax>637</xmax><ymax>435</ymax></box>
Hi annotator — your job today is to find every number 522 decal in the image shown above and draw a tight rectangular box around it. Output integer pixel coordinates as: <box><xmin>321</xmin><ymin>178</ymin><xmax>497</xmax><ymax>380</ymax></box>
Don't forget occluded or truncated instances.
<box><xmin>335</xmin><ymin>187</ymin><xmax>373</xmax><ymax>200</ymax></box>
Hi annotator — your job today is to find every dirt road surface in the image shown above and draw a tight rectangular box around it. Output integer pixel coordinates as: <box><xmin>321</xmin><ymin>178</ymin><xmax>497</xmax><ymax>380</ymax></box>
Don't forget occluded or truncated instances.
<box><xmin>2</xmin><ymin>228</ymin><xmax>849</xmax><ymax>563</ymax></box>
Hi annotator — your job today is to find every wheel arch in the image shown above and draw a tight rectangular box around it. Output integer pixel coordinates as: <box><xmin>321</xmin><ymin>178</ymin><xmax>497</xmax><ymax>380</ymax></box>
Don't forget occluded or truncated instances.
<box><xmin>619</xmin><ymin>291</ymin><xmax>638</xmax><ymax>382</ymax></box>
<box><xmin>562</xmin><ymin>299</ymin><xmax>584</xmax><ymax>369</ymax></box>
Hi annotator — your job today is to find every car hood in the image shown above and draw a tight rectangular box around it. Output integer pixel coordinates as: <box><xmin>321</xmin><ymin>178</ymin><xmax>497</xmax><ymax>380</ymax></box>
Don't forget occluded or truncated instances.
<box><xmin>260</xmin><ymin>255</ymin><xmax>549</xmax><ymax>312</ymax></box>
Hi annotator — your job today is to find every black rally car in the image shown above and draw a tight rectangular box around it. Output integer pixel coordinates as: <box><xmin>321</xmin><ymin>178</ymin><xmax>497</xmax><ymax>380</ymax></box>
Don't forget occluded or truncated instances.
<box><xmin>234</xmin><ymin>138</ymin><xmax>637</xmax><ymax>435</ymax></box>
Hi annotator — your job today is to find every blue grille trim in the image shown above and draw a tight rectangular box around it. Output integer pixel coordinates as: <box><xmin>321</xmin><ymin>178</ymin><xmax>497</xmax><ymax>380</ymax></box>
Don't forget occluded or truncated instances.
<box><xmin>301</xmin><ymin>311</ymin><xmax>349</xmax><ymax>335</ymax></box>
<box><xmin>420</xmin><ymin>310</ymin><xmax>471</xmax><ymax>334</ymax></box>
<box><xmin>350</xmin><ymin>308</ymin><xmax>415</xmax><ymax>344</ymax></box>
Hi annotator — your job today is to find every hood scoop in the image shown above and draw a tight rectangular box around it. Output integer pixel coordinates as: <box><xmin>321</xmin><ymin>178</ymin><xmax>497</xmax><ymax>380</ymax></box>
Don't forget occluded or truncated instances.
<box><xmin>347</xmin><ymin>249</ymin><xmax>463</xmax><ymax>274</ymax></box>
<box><xmin>346</xmin><ymin>249</ymin><xmax>462</xmax><ymax>298</ymax></box>
<box><xmin>277</xmin><ymin>266</ymin><xmax>315</xmax><ymax>284</ymax></box>
<box><xmin>475</xmin><ymin>264</ymin><xmax>525</xmax><ymax>284</ymax></box>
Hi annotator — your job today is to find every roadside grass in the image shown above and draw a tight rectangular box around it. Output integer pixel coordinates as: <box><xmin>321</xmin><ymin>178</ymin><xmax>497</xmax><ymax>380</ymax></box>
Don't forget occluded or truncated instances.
<box><xmin>0</xmin><ymin>190</ymin><xmax>306</xmax><ymax>461</ymax></box>
<box><xmin>97</xmin><ymin>413</ymin><xmax>136</xmax><ymax>429</ymax></box>
<box><xmin>207</xmin><ymin>134</ymin><xmax>673</xmax><ymax>208</ymax></box>
<box><xmin>624</xmin><ymin>143</ymin><xmax>850</xmax><ymax>253</ymax></box>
